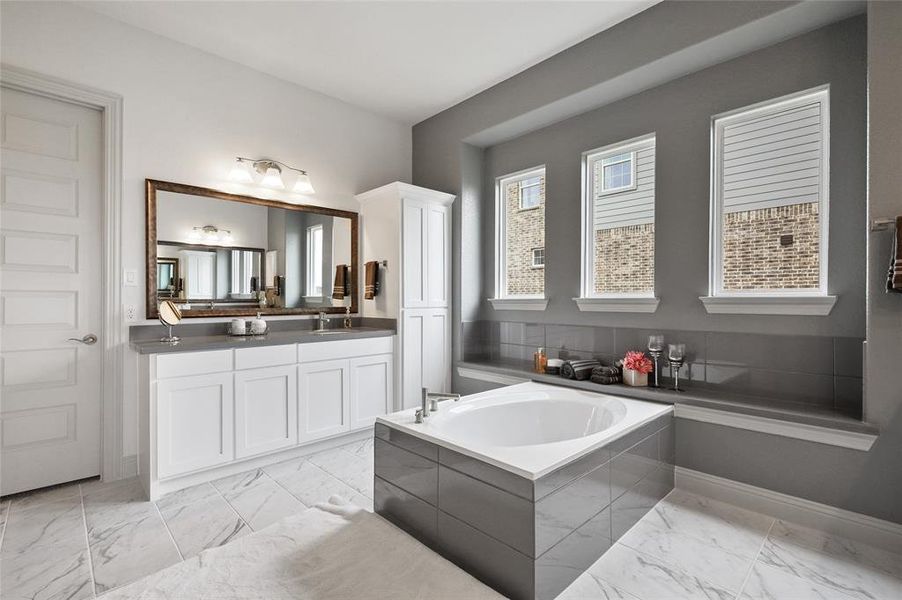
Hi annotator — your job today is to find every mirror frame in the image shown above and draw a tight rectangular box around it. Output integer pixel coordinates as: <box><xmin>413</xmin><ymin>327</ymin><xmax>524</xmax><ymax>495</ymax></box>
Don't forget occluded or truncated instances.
<box><xmin>146</xmin><ymin>179</ymin><xmax>358</xmax><ymax>319</ymax></box>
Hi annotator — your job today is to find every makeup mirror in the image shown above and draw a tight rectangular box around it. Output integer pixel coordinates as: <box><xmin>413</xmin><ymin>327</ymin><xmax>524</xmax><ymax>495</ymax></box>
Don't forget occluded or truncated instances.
<box><xmin>158</xmin><ymin>300</ymin><xmax>182</xmax><ymax>343</ymax></box>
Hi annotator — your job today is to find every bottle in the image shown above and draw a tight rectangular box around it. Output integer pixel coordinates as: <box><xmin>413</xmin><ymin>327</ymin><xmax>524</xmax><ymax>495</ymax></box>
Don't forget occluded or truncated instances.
<box><xmin>534</xmin><ymin>347</ymin><xmax>547</xmax><ymax>374</ymax></box>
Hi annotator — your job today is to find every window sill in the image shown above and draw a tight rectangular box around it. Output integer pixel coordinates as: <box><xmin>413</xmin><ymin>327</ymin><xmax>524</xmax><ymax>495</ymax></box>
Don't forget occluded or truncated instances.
<box><xmin>488</xmin><ymin>297</ymin><xmax>548</xmax><ymax>311</ymax></box>
<box><xmin>574</xmin><ymin>296</ymin><xmax>659</xmax><ymax>313</ymax></box>
<box><xmin>700</xmin><ymin>295</ymin><xmax>836</xmax><ymax>315</ymax></box>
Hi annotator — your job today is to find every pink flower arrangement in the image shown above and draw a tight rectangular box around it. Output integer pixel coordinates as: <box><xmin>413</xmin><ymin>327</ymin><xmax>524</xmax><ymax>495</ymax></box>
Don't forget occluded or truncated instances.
<box><xmin>623</xmin><ymin>351</ymin><xmax>653</xmax><ymax>374</ymax></box>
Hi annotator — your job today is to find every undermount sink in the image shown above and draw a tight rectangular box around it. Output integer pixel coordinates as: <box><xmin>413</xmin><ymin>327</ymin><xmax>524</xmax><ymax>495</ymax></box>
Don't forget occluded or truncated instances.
<box><xmin>312</xmin><ymin>329</ymin><xmax>350</xmax><ymax>335</ymax></box>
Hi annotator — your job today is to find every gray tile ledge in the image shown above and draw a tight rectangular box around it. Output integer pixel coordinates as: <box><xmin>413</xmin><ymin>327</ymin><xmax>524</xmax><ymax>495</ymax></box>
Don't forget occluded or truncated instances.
<box><xmin>131</xmin><ymin>327</ymin><xmax>394</xmax><ymax>354</ymax></box>
<box><xmin>456</xmin><ymin>361</ymin><xmax>877</xmax><ymax>437</ymax></box>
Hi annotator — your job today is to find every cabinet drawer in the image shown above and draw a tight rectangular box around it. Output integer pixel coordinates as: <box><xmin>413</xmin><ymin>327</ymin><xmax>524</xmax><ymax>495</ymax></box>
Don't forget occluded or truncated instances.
<box><xmin>156</xmin><ymin>349</ymin><xmax>233</xmax><ymax>379</ymax></box>
<box><xmin>234</xmin><ymin>344</ymin><xmax>297</xmax><ymax>370</ymax></box>
<box><xmin>297</xmin><ymin>336</ymin><xmax>393</xmax><ymax>363</ymax></box>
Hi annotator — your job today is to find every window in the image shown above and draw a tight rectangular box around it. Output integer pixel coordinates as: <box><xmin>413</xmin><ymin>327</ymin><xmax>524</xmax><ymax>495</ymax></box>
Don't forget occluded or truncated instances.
<box><xmin>519</xmin><ymin>177</ymin><xmax>542</xmax><ymax>209</ymax></box>
<box><xmin>580</xmin><ymin>134</ymin><xmax>656</xmax><ymax>303</ymax></box>
<box><xmin>305</xmin><ymin>224</ymin><xmax>323</xmax><ymax>296</ymax></box>
<box><xmin>599</xmin><ymin>152</ymin><xmax>636</xmax><ymax>194</ymax></box>
<box><xmin>531</xmin><ymin>248</ymin><xmax>545</xmax><ymax>268</ymax></box>
<box><xmin>493</xmin><ymin>167</ymin><xmax>546</xmax><ymax>303</ymax></box>
<box><xmin>710</xmin><ymin>87</ymin><xmax>829</xmax><ymax>301</ymax></box>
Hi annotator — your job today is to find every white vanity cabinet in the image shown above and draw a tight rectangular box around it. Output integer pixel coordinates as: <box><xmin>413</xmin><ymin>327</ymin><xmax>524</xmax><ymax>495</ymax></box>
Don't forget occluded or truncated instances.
<box><xmin>139</xmin><ymin>335</ymin><xmax>394</xmax><ymax>500</ymax></box>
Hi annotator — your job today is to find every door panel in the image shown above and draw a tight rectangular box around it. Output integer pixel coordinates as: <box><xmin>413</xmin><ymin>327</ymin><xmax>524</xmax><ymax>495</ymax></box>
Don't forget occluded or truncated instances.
<box><xmin>402</xmin><ymin>200</ymin><xmax>426</xmax><ymax>307</ymax></box>
<box><xmin>298</xmin><ymin>359</ymin><xmax>349</xmax><ymax>442</ymax></box>
<box><xmin>401</xmin><ymin>310</ymin><xmax>425</xmax><ymax>410</ymax></box>
<box><xmin>424</xmin><ymin>309</ymin><xmax>450</xmax><ymax>394</ymax></box>
<box><xmin>0</xmin><ymin>87</ymin><xmax>103</xmax><ymax>495</ymax></box>
<box><xmin>425</xmin><ymin>204</ymin><xmax>450</xmax><ymax>307</ymax></box>
<box><xmin>349</xmin><ymin>354</ymin><xmax>392</xmax><ymax>429</ymax></box>
<box><xmin>157</xmin><ymin>373</ymin><xmax>234</xmax><ymax>479</ymax></box>
<box><xmin>234</xmin><ymin>365</ymin><xmax>298</xmax><ymax>458</ymax></box>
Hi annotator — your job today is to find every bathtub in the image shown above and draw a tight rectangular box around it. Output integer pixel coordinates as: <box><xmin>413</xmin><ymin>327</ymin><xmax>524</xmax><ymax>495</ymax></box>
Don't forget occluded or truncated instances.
<box><xmin>374</xmin><ymin>381</ymin><xmax>675</xmax><ymax>600</ymax></box>
<box><xmin>376</xmin><ymin>380</ymin><xmax>672</xmax><ymax>479</ymax></box>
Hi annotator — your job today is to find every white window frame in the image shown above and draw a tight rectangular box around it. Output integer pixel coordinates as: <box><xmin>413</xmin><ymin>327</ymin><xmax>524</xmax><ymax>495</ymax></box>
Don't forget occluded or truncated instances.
<box><xmin>531</xmin><ymin>247</ymin><xmax>545</xmax><ymax>268</ymax></box>
<box><xmin>518</xmin><ymin>177</ymin><xmax>542</xmax><ymax>210</ymax></box>
<box><xmin>490</xmin><ymin>165</ymin><xmax>548</xmax><ymax>311</ymax></box>
<box><xmin>703</xmin><ymin>85</ymin><xmax>835</xmax><ymax>316</ymax></box>
<box><xmin>598</xmin><ymin>152</ymin><xmax>638</xmax><ymax>195</ymax></box>
<box><xmin>575</xmin><ymin>133</ymin><xmax>659</xmax><ymax>313</ymax></box>
<box><xmin>305</xmin><ymin>224</ymin><xmax>323</xmax><ymax>297</ymax></box>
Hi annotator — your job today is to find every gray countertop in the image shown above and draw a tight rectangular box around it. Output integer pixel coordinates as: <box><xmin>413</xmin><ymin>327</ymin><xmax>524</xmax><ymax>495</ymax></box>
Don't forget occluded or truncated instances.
<box><xmin>131</xmin><ymin>327</ymin><xmax>395</xmax><ymax>355</ymax></box>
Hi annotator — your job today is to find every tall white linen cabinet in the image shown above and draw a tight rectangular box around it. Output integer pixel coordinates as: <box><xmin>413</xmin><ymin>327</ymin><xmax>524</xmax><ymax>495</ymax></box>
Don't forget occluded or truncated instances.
<box><xmin>357</xmin><ymin>182</ymin><xmax>454</xmax><ymax>410</ymax></box>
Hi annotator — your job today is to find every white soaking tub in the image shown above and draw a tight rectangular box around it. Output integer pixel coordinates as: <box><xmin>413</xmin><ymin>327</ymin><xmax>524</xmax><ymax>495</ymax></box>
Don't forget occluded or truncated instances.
<box><xmin>376</xmin><ymin>381</ymin><xmax>672</xmax><ymax>479</ymax></box>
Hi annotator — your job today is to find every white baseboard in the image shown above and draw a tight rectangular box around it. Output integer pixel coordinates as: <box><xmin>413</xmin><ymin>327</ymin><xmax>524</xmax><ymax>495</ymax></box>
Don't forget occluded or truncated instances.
<box><xmin>675</xmin><ymin>466</ymin><xmax>902</xmax><ymax>554</ymax></box>
<box><xmin>120</xmin><ymin>454</ymin><xmax>138</xmax><ymax>478</ymax></box>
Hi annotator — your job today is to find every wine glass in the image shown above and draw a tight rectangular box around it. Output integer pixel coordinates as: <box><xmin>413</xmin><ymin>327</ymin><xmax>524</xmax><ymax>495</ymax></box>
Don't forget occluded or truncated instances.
<box><xmin>647</xmin><ymin>335</ymin><xmax>664</xmax><ymax>387</ymax></box>
<box><xmin>668</xmin><ymin>343</ymin><xmax>686</xmax><ymax>391</ymax></box>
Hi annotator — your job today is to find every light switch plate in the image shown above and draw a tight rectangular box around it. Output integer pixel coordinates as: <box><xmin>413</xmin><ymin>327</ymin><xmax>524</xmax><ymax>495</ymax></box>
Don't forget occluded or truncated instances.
<box><xmin>123</xmin><ymin>269</ymin><xmax>138</xmax><ymax>286</ymax></box>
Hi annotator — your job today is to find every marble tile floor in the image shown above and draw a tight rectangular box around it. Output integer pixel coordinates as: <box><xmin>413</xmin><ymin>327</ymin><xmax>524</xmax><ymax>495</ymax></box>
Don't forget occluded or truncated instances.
<box><xmin>0</xmin><ymin>437</ymin><xmax>375</xmax><ymax>599</ymax></box>
<box><xmin>2</xmin><ymin>437</ymin><xmax>900</xmax><ymax>600</ymax></box>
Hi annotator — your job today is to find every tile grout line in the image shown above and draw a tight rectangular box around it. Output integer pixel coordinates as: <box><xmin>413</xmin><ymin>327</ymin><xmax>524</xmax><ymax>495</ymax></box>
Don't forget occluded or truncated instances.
<box><xmin>78</xmin><ymin>484</ymin><xmax>99</xmax><ymax>598</ymax></box>
<box><xmin>209</xmin><ymin>481</ymin><xmax>252</xmax><ymax>536</ymax></box>
<box><xmin>153</xmin><ymin>500</ymin><xmax>185</xmax><ymax>563</ymax></box>
<box><xmin>612</xmin><ymin>540</ymin><xmax>737</xmax><ymax>597</ymax></box>
<box><xmin>0</xmin><ymin>499</ymin><xmax>12</xmax><ymax>552</ymax></box>
<box><xmin>734</xmin><ymin>517</ymin><xmax>776</xmax><ymax>600</ymax></box>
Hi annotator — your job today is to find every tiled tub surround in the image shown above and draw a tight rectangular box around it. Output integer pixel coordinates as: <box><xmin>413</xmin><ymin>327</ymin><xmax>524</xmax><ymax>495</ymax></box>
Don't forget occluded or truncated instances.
<box><xmin>462</xmin><ymin>321</ymin><xmax>864</xmax><ymax>419</ymax></box>
<box><xmin>373</xmin><ymin>413</ymin><xmax>674</xmax><ymax>600</ymax></box>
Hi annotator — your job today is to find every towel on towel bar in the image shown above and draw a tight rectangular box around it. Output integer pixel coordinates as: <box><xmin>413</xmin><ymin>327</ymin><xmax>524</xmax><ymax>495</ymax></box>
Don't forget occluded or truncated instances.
<box><xmin>364</xmin><ymin>261</ymin><xmax>380</xmax><ymax>299</ymax></box>
<box><xmin>889</xmin><ymin>216</ymin><xmax>902</xmax><ymax>293</ymax></box>
<box><xmin>561</xmin><ymin>359</ymin><xmax>600</xmax><ymax>380</ymax></box>
<box><xmin>332</xmin><ymin>264</ymin><xmax>349</xmax><ymax>300</ymax></box>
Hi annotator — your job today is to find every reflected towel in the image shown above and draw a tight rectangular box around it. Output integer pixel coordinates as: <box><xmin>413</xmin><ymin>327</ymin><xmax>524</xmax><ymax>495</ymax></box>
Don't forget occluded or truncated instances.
<box><xmin>561</xmin><ymin>359</ymin><xmax>600</xmax><ymax>380</ymax></box>
<box><xmin>364</xmin><ymin>261</ymin><xmax>380</xmax><ymax>300</ymax></box>
<box><xmin>890</xmin><ymin>216</ymin><xmax>902</xmax><ymax>293</ymax></box>
<box><xmin>332</xmin><ymin>265</ymin><xmax>349</xmax><ymax>300</ymax></box>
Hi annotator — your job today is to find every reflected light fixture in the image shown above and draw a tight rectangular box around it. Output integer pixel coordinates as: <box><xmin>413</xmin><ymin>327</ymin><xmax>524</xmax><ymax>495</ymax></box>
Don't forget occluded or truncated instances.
<box><xmin>188</xmin><ymin>225</ymin><xmax>233</xmax><ymax>244</ymax></box>
<box><xmin>228</xmin><ymin>157</ymin><xmax>316</xmax><ymax>195</ymax></box>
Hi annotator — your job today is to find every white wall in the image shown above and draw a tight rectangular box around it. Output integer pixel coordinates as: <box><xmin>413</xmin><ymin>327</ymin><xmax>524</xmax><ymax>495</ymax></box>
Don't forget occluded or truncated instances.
<box><xmin>156</xmin><ymin>191</ymin><xmax>269</xmax><ymax>248</ymax></box>
<box><xmin>1</xmin><ymin>1</ymin><xmax>411</xmax><ymax>463</ymax></box>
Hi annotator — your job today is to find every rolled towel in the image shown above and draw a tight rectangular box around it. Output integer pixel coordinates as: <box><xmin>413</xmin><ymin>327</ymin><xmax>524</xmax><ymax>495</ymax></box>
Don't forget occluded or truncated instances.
<box><xmin>591</xmin><ymin>374</ymin><xmax>621</xmax><ymax>385</ymax></box>
<box><xmin>591</xmin><ymin>365</ymin><xmax>620</xmax><ymax>378</ymax></box>
<box><xmin>561</xmin><ymin>359</ymin><xmax>600</xmax><ymax>381</ymax></box>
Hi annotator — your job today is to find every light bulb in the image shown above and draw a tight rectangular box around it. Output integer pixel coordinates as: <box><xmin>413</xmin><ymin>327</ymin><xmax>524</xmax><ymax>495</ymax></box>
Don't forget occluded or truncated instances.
<box><xmin>228</xmin><ymin>159</ymin><xmax>254</xmax><ymax>184</ymax></box>
<box><xmin>261</xmin><ymin>166</ymin><xmax>284</xmax><ymax>189</ymax></box>
<box><xmin>293</xmin><ymin>172</ymin><xmax>315</xmax><ymax>194</ymax></box>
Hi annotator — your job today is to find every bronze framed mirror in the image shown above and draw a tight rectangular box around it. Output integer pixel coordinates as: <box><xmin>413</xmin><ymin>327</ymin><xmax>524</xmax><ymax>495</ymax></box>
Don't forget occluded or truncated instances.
<box><xmin>146</xmin><ymin>179</ymin><xmax>358</xmax><ymax>319</ymax></box>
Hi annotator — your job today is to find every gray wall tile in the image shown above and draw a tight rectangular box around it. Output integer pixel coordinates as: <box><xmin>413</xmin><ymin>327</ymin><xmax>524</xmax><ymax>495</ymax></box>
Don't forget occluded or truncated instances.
<box><xmin>374</xmin><ymin>477</ymin><xmax>438</xmax><ymax>548</ymax></box>
<box><xmin>706</xmin><ymin>331</ymin><xmax>834</xmax><ymax>375</ymax></box>
<box><xmin>437</xmin><ymin>511</ymin><xmax>535</xmax><ymax>600</ymax></box>
<box><xmin>374</xmin><ymin>424</ymin><xmax>438</xmax><ymax>461</ymax></box>
<box><xmin>535</xmin><ymin>462</ymin><xmax>611</xmax><ymax>556</ymax></box>
<box><xmin>611</xmin><ymin>432</ymin><xmax>661</xmax><ymax>500</ymax></box>
<box><xmin>374</xmin><ymin>438</ymin><xmax>438</xmax><ymax>504</ymax></box>
<box><xmin>834</xmin><ymin>337</ymin><xmax>864</xmax><ymax>377</ymax></box>
<box><xmin>607</xmin><ymin>414</ymin><xmax>670</xmax><ymax>455</ymax></box>
<box><xmin>611</xmin><ymin>465</ymin><xmax>674</xmax><ymax>540</ymax></box>
<box><xmin>439</xmin><ymin>447</ymin><xmax>533</xmax><ymax>501</ymax></box>
<box><xmin>535</xmin><ymin>445</ymin><xmax>611</xmax><ymax>501</ymax></box>
<box><xmin>438</xmin><ymin>466</ymin><xmax>535</xmax><ymax>556</ymax></box>
<box><xmin>535</xmin><ymin>506</ymin><xmax>612</xmax><ymax>600</ymax></box>
<box><xmin>834</xmin><ymin>376</ymin><xmax>864</xmax><ymax>419</ymax></box>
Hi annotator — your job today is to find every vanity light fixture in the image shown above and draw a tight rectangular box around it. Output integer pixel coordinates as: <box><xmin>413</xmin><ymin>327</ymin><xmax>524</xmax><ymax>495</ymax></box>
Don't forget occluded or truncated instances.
<box><xmin>228</xmin><ymin>157</ymin><xmax>316</xmax><ymax>195</ymax></box>
<box><xmin>188</xmin><ymin>225</ymin><xmax>233</xmax><ymax>244</ymax></box>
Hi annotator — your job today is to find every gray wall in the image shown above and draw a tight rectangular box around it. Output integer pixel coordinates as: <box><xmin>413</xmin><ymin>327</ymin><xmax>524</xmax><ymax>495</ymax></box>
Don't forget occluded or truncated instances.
<box><xmin>481</xmin><ymin>16</ymin><xmax>866</xmax><ymax>338</ymax></box>
<box><xmin>412</xmin><ymin>3</ymin><xmax>902</xmax><ymax>524</ymax></box>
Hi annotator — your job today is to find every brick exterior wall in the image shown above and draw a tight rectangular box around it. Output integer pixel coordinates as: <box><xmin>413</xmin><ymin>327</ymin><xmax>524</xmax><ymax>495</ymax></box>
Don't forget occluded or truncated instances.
<box><xmin>594</xmin><ymin>224</ymin><xmax>655</xmax><ymax>294</ymax></box>
<box><xmin>505</xmin><ymin>178</ymin><xmax>545</xmax><ymax>296</ymax></box>
<box><xmin>722</xmin><ymin>202</ymin><xmax>819</xmax><ymax>290</ymax></box>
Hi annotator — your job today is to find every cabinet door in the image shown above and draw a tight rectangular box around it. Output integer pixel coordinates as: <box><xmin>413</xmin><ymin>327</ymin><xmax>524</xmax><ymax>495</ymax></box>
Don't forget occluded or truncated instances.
<box><xmin>401</xmin><ymin>308</ymin><xmax>450</xmax><ymax>410</ymax></box>
<box><xmin>401</xmin><ymin>199</ymin><xmax>427</xmax><ymax>308</ymax></box>
<box><xmin>349</xmin><ymin>354</ymin><xmax>393</xmax><ymax>430</ymax></box>
<box><xmin>156</xmin><ymin>372</ymin><xmax>234</xmax><ymax>479</ymax></box>
<box><xmin>425</xmin><ymin>203</ymin><xmax>450</xmax><ymax>307</ymax></box>
<box><xmin>234</xmin><ymin>365</ymin><xmax>298</xmax><ymax>459</ymax></box>
<box><xmin>298</xmin><ymin>359</ymin><xmax>350</xmax><ymax>443</ymax></box>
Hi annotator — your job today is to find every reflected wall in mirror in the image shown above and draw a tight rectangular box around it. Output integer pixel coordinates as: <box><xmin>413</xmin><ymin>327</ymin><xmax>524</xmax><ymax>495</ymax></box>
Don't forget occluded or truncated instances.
<box><xmin>146</xmin><ymin>180</ymin><xmax>357</xmax><ymax>319</ymax></box>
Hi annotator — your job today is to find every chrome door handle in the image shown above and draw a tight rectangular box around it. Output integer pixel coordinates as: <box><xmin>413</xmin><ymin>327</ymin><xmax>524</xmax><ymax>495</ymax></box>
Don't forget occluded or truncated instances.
<box><xmin>68</xmin><ymin>334</ymin><xmax>98</xmax><ymax>345</ymax></box>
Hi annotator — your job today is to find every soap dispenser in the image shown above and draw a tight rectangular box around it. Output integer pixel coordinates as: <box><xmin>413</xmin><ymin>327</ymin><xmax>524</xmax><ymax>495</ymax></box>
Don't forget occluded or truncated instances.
<box><xmin>343</xmin><ymin>306</ymin><xmax>352</xmax><ymax>329</ymax></box>
<box><xmin>250</xmin><ymin>312</ymin><xmax>268</xmax><ymax>335</ymax></box>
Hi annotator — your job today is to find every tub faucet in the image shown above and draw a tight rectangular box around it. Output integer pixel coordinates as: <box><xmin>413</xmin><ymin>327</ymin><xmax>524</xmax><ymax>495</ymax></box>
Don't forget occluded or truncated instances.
<box><xmin>421</xmin><ymin>387</ymin><xmax>461</xmax><ymax>418</ymax></box>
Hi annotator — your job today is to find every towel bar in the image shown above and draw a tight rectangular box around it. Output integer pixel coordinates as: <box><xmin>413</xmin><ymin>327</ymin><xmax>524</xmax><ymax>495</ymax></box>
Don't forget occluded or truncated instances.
<box><xmin>870</xmin><ymin>217</ymin><xmax>897</xmax><ymax>232</ymax></box>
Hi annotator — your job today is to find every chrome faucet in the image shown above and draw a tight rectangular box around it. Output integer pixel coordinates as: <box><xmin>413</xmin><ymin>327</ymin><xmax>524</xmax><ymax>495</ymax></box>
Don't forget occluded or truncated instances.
<box><xmin>418</xmin><ymin>387</ymin><xmax>461</xmax><ymax>421</ymax></box>
<box><xmin>317</xmin><ymin>311</ymin><xmax>330</xmax><ymax>332</ymax></box>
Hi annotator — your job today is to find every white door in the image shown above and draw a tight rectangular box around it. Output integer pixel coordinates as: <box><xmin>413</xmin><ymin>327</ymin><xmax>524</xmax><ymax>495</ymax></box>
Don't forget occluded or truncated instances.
<box><xmin>157</xmin><ymin>373</ymin><xmax>234</xmax><ymax>479</ymax></box>
<box><xmin>401</xmin><ymin>308</ymin><xmax>450</xmax><ymax>410</ymax></box>
<box><xmin>182</xmin><ymin>250</ymin><xmax>215</xmax><ymax>299</ymax></box>
<box><xmin>0</xmin><ymin>87</ymin><xmax>103</xmax><ymax>495</ymax></box>
<box><xmin>425</xmin><ymin>203</ymin><xmax>450</xmax><ymax>307</ymax></box>
<box><xmin>234</xmin><ymin>365</ymin><xmax>298</xmax><ymax>458</ymax></box>
<box><xmin>349</xmin><ymin>354</ymin><xmax>392</xmax><ymax>429</ymax></box>
<box><xmin>298</xmin><ymin>359</ymin><xmax>350</xmax><ymax>442</ymax></box>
